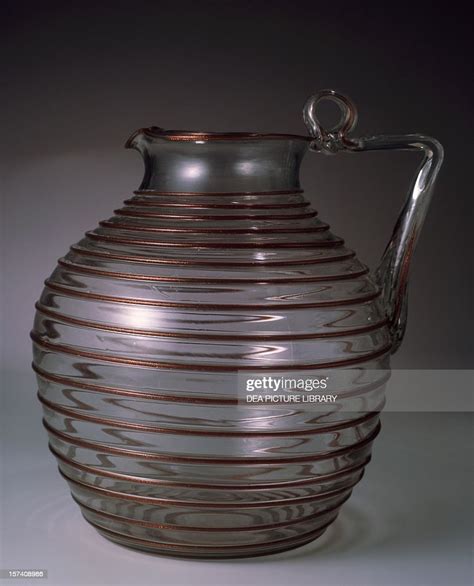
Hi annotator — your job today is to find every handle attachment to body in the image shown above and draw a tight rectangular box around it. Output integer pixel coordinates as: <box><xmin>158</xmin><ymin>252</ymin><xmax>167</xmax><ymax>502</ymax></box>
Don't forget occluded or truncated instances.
<box><xmin>303</xmin><ymin>90</ymin><xmax>444</xmax><ymax>352</ymax></box>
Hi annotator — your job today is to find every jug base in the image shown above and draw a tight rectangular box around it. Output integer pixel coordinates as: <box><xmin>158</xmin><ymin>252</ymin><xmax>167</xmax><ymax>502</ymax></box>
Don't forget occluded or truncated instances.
<box><xmin>88</xmin><ymin>519</ymin><xmax>330</xmax><ymax>559</ymax></box>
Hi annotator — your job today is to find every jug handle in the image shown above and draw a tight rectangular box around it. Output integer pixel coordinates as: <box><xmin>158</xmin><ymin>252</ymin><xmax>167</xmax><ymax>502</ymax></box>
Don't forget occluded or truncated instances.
<box><xmin>303</xmin><ymin>90</ymin><xmax>444</xmax><ymax>352</ymax></box>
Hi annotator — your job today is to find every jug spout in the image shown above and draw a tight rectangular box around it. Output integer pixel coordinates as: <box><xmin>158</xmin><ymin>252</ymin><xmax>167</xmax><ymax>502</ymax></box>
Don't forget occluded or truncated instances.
<box><xmin>125</xmin><ymin>126</ymin><xmax>166</xmax><ymax>151</ymax></box>
<box><xmin>125</xmin><ymin>127</ymin><xmax>311</xmax><ymax>194</ymax></box>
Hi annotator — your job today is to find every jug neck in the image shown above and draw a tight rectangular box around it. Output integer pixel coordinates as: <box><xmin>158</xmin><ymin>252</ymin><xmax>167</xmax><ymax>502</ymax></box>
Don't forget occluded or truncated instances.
<box><xmin>125</xmin><ymin>128</ymin><xmax>311</xmax><ymax>193</ymax></box>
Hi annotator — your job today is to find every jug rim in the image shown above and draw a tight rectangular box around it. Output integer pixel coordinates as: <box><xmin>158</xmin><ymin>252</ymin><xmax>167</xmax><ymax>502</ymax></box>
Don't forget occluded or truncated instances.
<box><xmin>125</xmin><ymin>126</ymin><xmax>312</xmax><ymax>147</ymax></box>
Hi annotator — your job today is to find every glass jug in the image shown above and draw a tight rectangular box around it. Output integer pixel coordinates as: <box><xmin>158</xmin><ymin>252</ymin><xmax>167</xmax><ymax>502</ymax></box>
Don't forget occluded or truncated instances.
<box><xmin>32</xmin><ymin>90</ymin><xmax>443</xmax><ymax>558</ymax></box>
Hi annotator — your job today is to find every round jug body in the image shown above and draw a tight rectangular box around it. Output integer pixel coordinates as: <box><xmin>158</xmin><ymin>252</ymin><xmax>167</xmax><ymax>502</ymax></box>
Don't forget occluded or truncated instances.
<box><xmin>32</xmin><ymin>132</ymin><xmax>391</xmax><ymax>558</ymax></box>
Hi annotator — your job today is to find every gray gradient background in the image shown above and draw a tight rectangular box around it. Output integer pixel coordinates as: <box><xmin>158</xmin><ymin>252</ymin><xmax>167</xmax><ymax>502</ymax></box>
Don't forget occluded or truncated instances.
<box><xmin>1</xmin><ymin>2</ymin><xmax>472</xmax><ymax>585</ymax></box>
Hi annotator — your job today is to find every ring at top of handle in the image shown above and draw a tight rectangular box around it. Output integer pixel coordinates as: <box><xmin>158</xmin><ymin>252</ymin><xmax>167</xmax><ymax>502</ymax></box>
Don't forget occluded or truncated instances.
<box><xmin>303</xmin><ymin>90</ymin><xmax>359</xmax><ymax>153</ymax></box>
